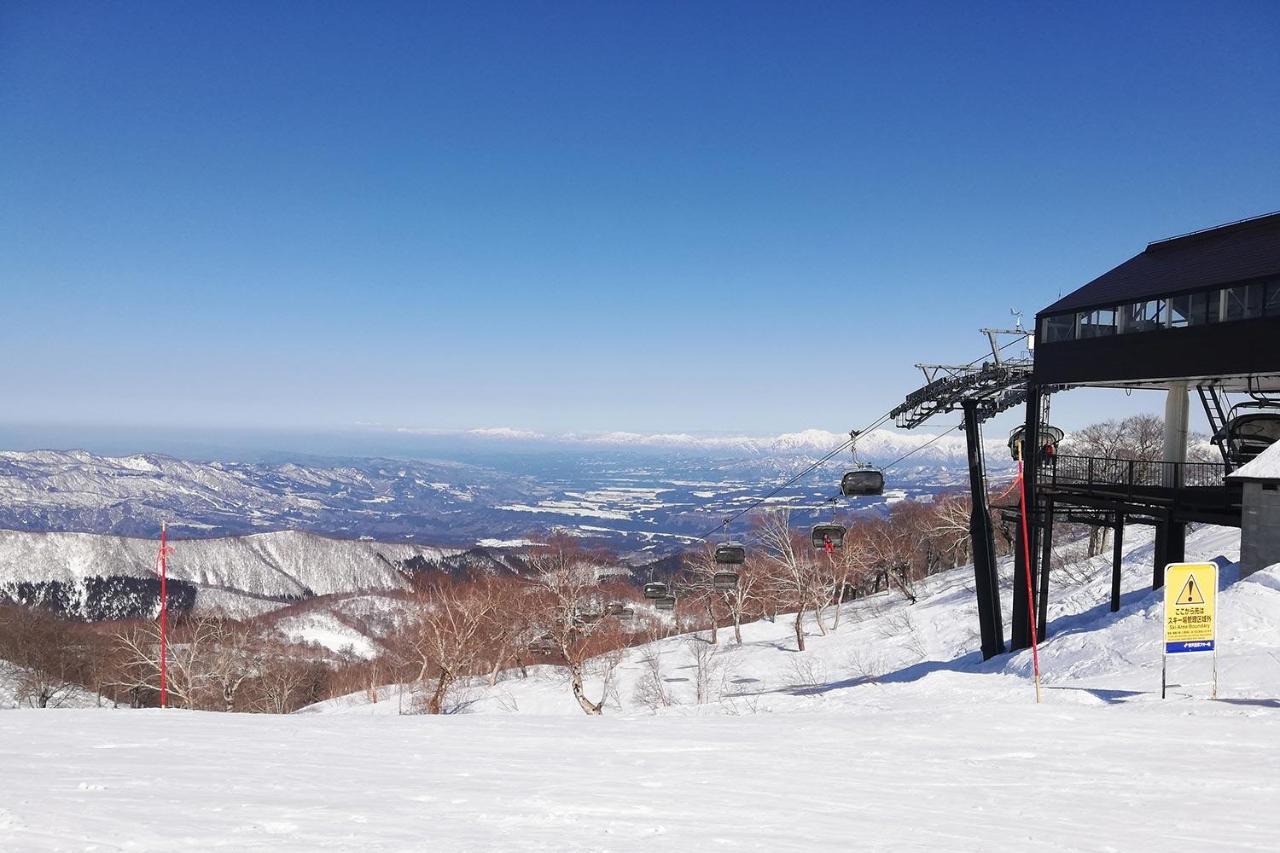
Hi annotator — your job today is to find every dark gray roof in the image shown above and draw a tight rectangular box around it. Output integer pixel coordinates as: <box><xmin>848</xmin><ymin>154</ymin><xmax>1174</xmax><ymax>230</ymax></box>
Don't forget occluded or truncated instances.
<box><xmin>1039</xmin><ymin>211</ymin><xmax>1280</xmax><ymax>316</ymax></box>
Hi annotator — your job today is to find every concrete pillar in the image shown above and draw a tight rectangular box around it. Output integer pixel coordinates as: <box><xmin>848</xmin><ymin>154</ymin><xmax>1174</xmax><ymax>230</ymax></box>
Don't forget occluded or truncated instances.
<box><xmin>1156</xmin><ymin>383</ymin><xmax>1190</xmax><ymax>588</ymax></box>
<box><xmin>1164</xmin><ymin>382</ymin><xmax>1189</xmax><ymax>468</ymax></box>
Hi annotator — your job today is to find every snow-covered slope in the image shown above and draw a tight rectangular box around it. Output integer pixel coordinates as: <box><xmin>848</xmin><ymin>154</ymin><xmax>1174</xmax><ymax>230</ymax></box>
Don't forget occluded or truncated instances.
<box><xmin>310</xmin><ymin>523</ymin><xmax>1271</xmax><ymax>717</ymax></box>
<box><xmin>2</xmin><ymin>524</ymin><xmax>1277</xmax><ymax>851</ymax></box>
<box><xmin>0</xmin><ymin>528</ymin><xmax>453</xmax><ymax>604</ymax></box>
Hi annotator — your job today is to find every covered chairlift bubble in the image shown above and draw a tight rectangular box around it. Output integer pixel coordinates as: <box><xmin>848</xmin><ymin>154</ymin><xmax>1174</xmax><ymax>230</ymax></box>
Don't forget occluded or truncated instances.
<box><xmin>573</xmin><ymin>609</ymin><xmax>603</xmax><ymax>626</ymax></box>
<box><xmin>643</xmin><ymin>582</ymin><xmax>670</xmax><ymax>600</ymax></box>
<box><xmin>604</xmin><ymin>601</ymin><xmax>637</xmax><ymax>619</ymax></box>
<box><xmin>654</xmin><ymin>596</ymin><xmax>677</xmax><ymax>611</ymax></box>
<box><xmin>714</xmin><ymin>542</ymin><xmax>746</xmax><ymax>565</ymax></box>
<box><xmin>712</xmin><ymin>570</ymin><xmax>739</xmax><ymax>591</ymax></box>
<box><xmin>811</xmin><ymin>523</ymin><xmax>847</xmax><ymax>550</ymax></box>
<box><xmin>1008</xmin><ymin>423</ymin><xmax>1064</xmax><ymax>461</ymax></box>
<box><xmin>529</xmin><ymin>634</ymin><xmax>557</xmax><ymax>655</ymax></box>
<box><xmin>840</xmin><ymin>468</ymin><xmax>884</xmax><ymax>497</ymax></box>
<box><xmin>1216</xmin><ymin>404</ymin><xmax>1280</xmax><ymax>466</ymax></box>
<box><xmin>840</xmin><ymin>430</ymin><xmax>885</xmax><ymax>497</ymax></box>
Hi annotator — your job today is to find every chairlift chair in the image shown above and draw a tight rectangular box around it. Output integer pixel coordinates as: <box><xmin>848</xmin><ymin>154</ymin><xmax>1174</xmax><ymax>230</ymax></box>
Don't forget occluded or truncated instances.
<box><xmin>712</xmin><ymin>570</ymin><xmax>739</xmax><ymax>591</ymax></box>
<box><xmin>643</xmin><ymin>582</ymin><xmax>669</xmax><ymax>600</ymax></box>
<box><xmin>1007</xmin><ymin>424</ymin><xmax>1065</xmax><ymax>461</ymax></box>
<box><xmin>810</xmin><ymin>523</ymin><xmax>847</xmax><ymax>550</ymax></box>
<box><xmin>604</xmin><ymin>601</ymin><xmax>626</xmax><ymax>616</ymax></box>
<box><xmin>655</xmin><ymin>596</ymin><xmax>677</xmax><ymax>611</ymax></box>
<box><xmin>714</xmin><ymin>542</ymin><xmax>746</xmax><ymax>565</ymax></box>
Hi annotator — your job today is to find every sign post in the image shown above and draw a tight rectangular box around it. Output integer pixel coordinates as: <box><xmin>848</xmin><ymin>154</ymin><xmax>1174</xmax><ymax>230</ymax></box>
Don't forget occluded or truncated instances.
<box><xmin>1162</xmin><ymin>561</ymin><xmax>1218</xmax><ymax>699</ymax></box>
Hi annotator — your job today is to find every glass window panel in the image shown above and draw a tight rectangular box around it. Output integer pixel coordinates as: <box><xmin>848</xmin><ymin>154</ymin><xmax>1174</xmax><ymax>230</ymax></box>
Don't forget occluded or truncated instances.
<box><xmin>1169</xmin><ymin>295</ymin><xmax>1191</xmax><ymax>328</ymax></box>
<box><xmin>1042</xmin><ymin>314</ymin><xmax>1075</xmax><ymax>343</ymax></box>
<box><xmin>1223</xmin><ymin>286</ymin><xmax>1252</xmax><ymax>321</ymax></box>
<box><xmin>1076</xmin><ymin>308</ymin><xmax>1117</xmax><ymax>338</ymax></box>
<box><xmin>1245</xmin><ymin>283</ymin><xmax>1264</xmax><ymax>318</ymax></box>
<box><xmin>1189</xmin><ymin>291</ymin><xmax>1211</xmax><ymax>325</ymax></box>
<box><xmin>1076</xmin><ymin>311</ymin><xmax>1094</xmax><ymax>338</ymax></box>
<box><xmin>1265</xmin><ymin>280</ymin><xmax>1280</xmax><ymax>316</ymax></box>
<box><xmin>1094</xmin><ymin>307</ymin><xmax>1117</xmax><ymax>335</ymax></box>
<box><xmin>1116</xmin><ymin>302</ymin><xmax>1136</xmax><ymax>333</ymax></box>
<box><xmin>1120</xmin><ymin>300</ymin><xmax>1165</xmax><ymax>333</ymax></box>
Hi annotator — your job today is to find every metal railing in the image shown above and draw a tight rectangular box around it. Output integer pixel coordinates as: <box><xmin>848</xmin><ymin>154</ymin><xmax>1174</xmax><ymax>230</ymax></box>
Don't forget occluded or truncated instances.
<box><xmin>1042</xmin><ymin>454</ymin><xmax>1227</xmax><ymax>491</ymax></box>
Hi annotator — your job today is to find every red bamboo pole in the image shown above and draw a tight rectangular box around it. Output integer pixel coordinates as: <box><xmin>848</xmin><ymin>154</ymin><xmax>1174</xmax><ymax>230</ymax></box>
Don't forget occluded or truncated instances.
<box><xmin>159</xmin><ymin>521</ymin><xmax>168</xmax><ymax>709</ymax></box>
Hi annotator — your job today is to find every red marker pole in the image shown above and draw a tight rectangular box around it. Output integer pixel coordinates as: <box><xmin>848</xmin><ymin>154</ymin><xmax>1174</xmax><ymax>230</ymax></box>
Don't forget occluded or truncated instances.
<box><xmin>158</xmin><ymin>521</ymin><xmax>168</xmax><ymax>709</ymax></box>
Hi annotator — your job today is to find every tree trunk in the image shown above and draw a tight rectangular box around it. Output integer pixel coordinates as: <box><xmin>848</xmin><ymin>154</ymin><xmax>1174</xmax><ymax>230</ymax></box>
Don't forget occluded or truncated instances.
<box><xmin>793</xmin><ymin>610</ymin><xmax>806</xmax><ymax>652</ymax></box>
<box><xmin>569</xmin><ymin>665</ymin><xmax>603</xmax><ymax>716</ymax></box>
<box><xmin>427</xmin><ymin>670</ymin><xmax>453</xmax><ymax>715</ymax></box>
<box><xmin>732</xmin><ymin>606</ymin><xmax>743</xmax><ymax>644</ymax></box>
<box><xmin>812</xmin><ymin>598</ymin><xmax>829</xmax><ymax>635</ymax></box>
<box><xmin>832</xmin><ymin>575</ymin><xmax>848</xmax><ymax>629</ymax></box>
<box><xmin>707</xmin><ymin>601</ymin><xmax>718</xmax><ymax>644</ymax></box>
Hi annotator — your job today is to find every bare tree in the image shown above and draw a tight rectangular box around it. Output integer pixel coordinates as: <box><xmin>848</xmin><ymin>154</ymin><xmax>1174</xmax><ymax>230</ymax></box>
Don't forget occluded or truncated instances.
<box><xmin>403</xmin><ymin>576</ymin><xmax>497</xmax><ymax>715</ymax></box>
<box><xmin>756</xmin><ymin>509</ymin><xmax>819</xmax><ymax>651</ymax></box>
<box><xmin>0</xmin><ymin>606</ymin><xmax>91</xmax><ymax>708</ymax></box>
<box><xmin>863</xmin><ymin>517</ymin><xmax>919</xmax><ymax>604</ymax></box>
<box><xmin>526</xmin><ymin>539</ymin><xmax>624</xmax><ymax>715</ymax></box>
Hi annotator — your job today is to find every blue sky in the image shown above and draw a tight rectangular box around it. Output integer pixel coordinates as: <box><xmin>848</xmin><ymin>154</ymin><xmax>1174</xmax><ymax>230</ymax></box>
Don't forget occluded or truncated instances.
<box><xmin>2</xmin><ymin>1</ymin><xmax>1278</xmax><ymax>440</ymax></box>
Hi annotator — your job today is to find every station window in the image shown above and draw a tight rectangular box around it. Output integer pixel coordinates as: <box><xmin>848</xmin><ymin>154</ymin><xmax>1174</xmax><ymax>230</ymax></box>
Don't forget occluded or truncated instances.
<box><xmin>1118</xmin><ymin>299</ymin><xmax>1166</xmax><ymax>334</ymax></box>
<box><xmin>1221</xmin><ymin>284</ymin><xmax>1263</xmax><ymax>322</ymax></box>
<box><xmin>1041</xmin><ymin>313</ymin><xmax>1076</xmax><ymax>343</ymax></box>
<box><xmin>1077</xmin><ymin>307</ymin><xmax>1117</xmax><ymax>338</ymax></box>
<box><xmin>1041</xmin><ymin>279</ymin><xmax>1276</xmax><ymax>345</ymax></box>
<box><xmin>1264</xmin><ymin>280</ymin><xmax>1280</xmax><ymax>316</ymax></box>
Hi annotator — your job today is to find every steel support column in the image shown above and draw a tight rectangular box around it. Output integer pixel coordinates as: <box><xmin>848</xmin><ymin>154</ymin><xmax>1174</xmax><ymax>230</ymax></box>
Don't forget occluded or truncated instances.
<box><xmin>963</xmin><ymin>399</ymin><xmax>1004</xmax><ymax>660</ymax></box>
<box><xmin>1037</xmin><ymin>497</ymin><xmax>1053</xmax><ymax>639</ymax></box>
<box><xmin>1110</xmin><ymin>511</ymin><xmax>1124</xmax><ymax>611</ymax></box>
<box><xmin>1011</xmin><ymin>382</ymin><xmax>1042</xmax><ymax>651</ymax></box>
<box><xmin>1153</xmin><ymin>516</ymin><xmax>1186</xmax><ymax>589</ymax></box>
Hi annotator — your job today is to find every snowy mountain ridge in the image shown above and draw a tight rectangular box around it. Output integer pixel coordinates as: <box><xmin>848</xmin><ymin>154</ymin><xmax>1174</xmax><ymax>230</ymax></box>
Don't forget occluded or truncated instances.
<box><xmin>0</xmin><ymin>528</ymin><xmax>454</xmax><ymax>611</ymax></box>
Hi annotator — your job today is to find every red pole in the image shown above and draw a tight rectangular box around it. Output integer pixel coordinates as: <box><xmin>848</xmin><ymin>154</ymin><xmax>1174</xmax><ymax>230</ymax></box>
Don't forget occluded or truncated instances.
<box><xmin>158</xmin><ymin>521</ymin><xmax>168</xmax><ymax>709</ymax></box>
<box><xmin>1016</xmin><ymin>456</ymin><xmax>1042</xmax><ymax>703</ymax></box>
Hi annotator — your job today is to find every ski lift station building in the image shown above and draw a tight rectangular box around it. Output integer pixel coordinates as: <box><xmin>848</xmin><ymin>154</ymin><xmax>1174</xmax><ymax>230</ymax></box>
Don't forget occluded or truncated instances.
<box><xmin>1000</xmin><ymin>211</ymin><xmax>1280</xmax><ymax>655</ymax></box>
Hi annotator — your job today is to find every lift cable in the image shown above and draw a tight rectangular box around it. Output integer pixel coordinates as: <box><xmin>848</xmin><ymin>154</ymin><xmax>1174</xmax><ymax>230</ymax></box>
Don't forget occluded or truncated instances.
<box><xmin>690</xmin><ymin>331</ymin><xmax>1029</xmax><ymax>542</ymax></box>
<box><xmin>697</xmin><ymin>421</ymin><xmax>963</xmax><ymax>532</ymax></box>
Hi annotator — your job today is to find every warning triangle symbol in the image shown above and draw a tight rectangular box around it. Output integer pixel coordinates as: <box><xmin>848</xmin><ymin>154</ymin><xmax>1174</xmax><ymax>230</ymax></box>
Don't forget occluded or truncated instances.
<box><xmin>1177</xmin><ymin>574</ymin><xmax>1206</xmax><ymax>606</ymax></box>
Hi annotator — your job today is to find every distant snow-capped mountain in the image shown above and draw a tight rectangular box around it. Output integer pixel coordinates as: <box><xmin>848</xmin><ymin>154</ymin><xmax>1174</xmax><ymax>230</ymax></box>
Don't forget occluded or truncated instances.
<box><xmin>454</xmin><ymin>425</ymin><xmax>1005</xmax><ymax>462</ymax></box>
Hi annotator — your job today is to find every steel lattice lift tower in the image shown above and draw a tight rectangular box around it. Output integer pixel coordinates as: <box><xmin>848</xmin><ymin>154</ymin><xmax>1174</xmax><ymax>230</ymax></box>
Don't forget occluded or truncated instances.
<box><xmin>889</xmin><ymin>329</ymin><xmax>1037</xmax><ymax>659</ymax></box>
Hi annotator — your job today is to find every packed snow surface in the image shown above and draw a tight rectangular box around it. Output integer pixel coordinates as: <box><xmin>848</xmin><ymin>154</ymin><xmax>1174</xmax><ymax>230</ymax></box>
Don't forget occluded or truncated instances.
<box><xmin>3</xmin><ymin>525</ymin><xmax>1278</xmax><ymax>850</ymax></box>
<box><xmin>1229</xmin><ymin>439</ymin><xmax>1280</xmax><ymax>479</ymax></box>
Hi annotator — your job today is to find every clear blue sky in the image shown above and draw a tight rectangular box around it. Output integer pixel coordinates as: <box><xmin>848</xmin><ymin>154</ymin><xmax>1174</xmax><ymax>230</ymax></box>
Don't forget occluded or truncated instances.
<box><xmin>2</xmin><ymin>1</ymin><xmax>1278</xmax><ymax>437</ymax></box>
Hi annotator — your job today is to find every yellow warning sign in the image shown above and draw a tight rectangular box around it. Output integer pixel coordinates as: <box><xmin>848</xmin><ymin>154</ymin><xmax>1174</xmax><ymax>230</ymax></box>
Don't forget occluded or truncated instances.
<box><xmin>1163</xmin><ymin>562</ymin><xmax>1217</xmax><ymax>654</ymax></box>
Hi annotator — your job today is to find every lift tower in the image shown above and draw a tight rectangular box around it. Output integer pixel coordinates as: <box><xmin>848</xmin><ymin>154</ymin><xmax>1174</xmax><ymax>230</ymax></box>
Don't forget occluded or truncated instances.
<box><xmin>889</xmin><ymin>330</ymin><xmax>1036</xmax><ymax>660</ymax></box>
